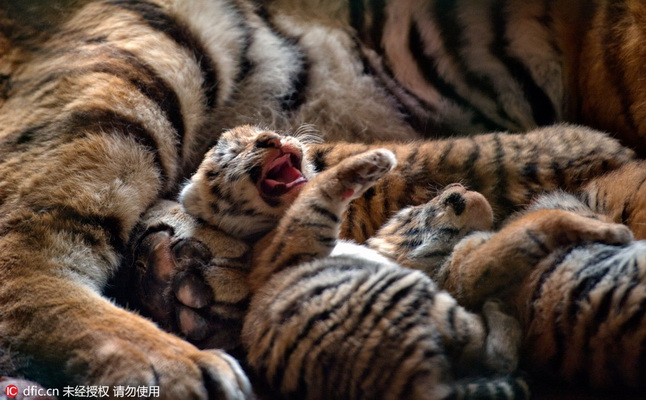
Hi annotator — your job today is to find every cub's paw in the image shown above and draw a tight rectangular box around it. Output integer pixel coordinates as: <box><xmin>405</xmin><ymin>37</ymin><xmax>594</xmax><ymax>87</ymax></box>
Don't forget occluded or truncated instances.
<box><xmin>566</xmin><ymin>218</ymin><xmax>634</xmax><ymax>246</ymax></box>
<box><xmin>326</xmin><ymin>149</ymin><xmax>396</xmax><ymax>200</ymax></box>
<box><xmin>117</xmin><ymin>201</ymin><xmax>251</xmax><ymax>351</ymax></box>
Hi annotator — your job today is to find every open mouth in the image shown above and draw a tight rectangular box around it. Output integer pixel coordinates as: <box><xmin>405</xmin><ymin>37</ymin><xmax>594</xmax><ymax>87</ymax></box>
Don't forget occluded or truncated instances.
<box><xmin>258</xmin><ymin>151</ymin><xmax>307</xmax><ymax>198</ymax></box>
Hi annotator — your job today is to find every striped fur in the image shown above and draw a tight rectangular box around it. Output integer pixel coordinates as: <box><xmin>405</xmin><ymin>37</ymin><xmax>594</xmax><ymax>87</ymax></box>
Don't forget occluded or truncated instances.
<box><xmin>1</xmin><ymin>0</ymin><xmax>645</xmax><ymax>394</ymax></box>
<box><xmin>243</xmin><ymin>150</ymin><xmax>528</xmax><ymax>400</ymax></box>
<box><xmin>581</xmin><ymin>160</ymin><xmax>646</xmax><ymax>240</ymax></box>
<box><xmin>346</xmin><ymin>0</ymin><xmax>646</xmax><ymax>154</ymax></box>
<box><xmin>114</xmin><ymin>200</ymin><xmax>252</xmax><ymax>351</ymax></box>
<box><xmin>378</xmin><ymin>189</ymin><xmax>646</xmax><ymax>389</ymax></box>
<box><xmin>181</xmin><ymin>124</ymin><xmax>634</xmax><ymax>243</ymax></box>
<box><xmin>487</xmin><ymin>193</ymin><xmax>646</xmax><ymax>389</ymax></box>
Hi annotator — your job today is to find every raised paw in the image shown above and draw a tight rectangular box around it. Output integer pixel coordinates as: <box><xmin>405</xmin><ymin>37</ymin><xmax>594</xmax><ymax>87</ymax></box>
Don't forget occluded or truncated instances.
<box><xmin>323</xmin><ymin>148</ymin><xmax>396</xmax><ymax>201</ymax></box>
<box><xmin>116</xmin><ymin>200</ymin><xmax>251</xmax><ymax>351</ymax></box>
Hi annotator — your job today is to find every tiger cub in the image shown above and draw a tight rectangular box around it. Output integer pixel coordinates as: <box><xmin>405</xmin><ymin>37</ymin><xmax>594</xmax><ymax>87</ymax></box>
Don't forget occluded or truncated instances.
<box><xmin>180</xmin><ymin>124</ymin><xmax>634</xmax><ymax>242</ymax></box>
<box><xmin>152</xmin><ymin>123</ymin><xmax>631</xmax><ymax>348</ymax></box>
<box><xmin>372</xmin><ymin>189</ymin><xmax>646</xmax><ymax>389</ymax></box>
<box><xmin>242</xmin><ymin>149</ymin><xmax>529</xmax><ymax>400</ymax></box>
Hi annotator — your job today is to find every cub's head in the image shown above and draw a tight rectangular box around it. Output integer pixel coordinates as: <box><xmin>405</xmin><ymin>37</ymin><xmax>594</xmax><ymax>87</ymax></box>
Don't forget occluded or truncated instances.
<box><xmin>180</xmin><ymin>125</ymin><xmax>316</xmax><ymax>239</ymax></box>
<box><xmin>368</xmin><ymin>183</ymin><xmax>493</xmax><ymax>273</ymax></box>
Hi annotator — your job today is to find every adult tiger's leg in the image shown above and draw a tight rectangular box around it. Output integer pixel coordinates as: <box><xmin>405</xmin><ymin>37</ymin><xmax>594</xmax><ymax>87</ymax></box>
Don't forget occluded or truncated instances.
<box><xmin>0</xmin><ymin>1</ymin><xmax>253</xmax><ymax>397</ymax></box>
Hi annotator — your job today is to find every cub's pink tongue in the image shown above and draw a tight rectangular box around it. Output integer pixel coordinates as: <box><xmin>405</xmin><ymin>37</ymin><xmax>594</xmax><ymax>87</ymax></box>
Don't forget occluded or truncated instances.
<box><xmin>260</xmin><ymin>154</ymin><xmax>307</xmax><ymax>197</ymax></box>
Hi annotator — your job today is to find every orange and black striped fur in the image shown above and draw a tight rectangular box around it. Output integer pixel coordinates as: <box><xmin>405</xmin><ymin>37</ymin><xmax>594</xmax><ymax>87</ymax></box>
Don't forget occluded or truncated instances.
<box><xmin>180</xmin><ymin>124</ymin><xmax>633</xmax><ymax>243</ymax></box>
<box><xmin>581</xmin><ymin>160</ymin><xmax>646</xmax><ymax>240</ymax></box>
<box><xmin>2</xmin><ymin>0</ymin><xmax>646</xmax><ymax>395</ymax></box>
<box><xmin>347</xmin><ymin>0</ymin><xmax>646</xmax><ymax>155</ymax></box>
<box><xmin>374</xmin><ymin>189</ymin><xmax>646</xmax><ymax>390</ymax></box>
<box><xmin>242</xmin><ymin>149</ymin><xmax>528</xmax><ymax>400</ymax></box>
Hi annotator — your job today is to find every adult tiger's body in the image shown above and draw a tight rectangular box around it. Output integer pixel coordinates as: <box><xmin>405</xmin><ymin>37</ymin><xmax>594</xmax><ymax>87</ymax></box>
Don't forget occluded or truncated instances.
<box><xmin>0</xmin><ymin>0</ymin><xmax>645</xmax><ymax>396</ymax></box>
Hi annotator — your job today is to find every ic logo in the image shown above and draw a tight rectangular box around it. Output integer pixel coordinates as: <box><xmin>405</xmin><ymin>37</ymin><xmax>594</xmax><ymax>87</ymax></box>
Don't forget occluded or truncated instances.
<box><xmin>4</xmin><ymin>384</ymin><xmax>18</xmax><ymax>397</ymax></box>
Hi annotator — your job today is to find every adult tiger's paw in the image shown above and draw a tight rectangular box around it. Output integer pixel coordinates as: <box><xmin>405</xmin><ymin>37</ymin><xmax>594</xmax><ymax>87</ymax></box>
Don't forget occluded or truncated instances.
<box><xmin>118</xmin><ymin>200</ymin><xmax>251</xmax><ymax>351</ymax></box>
<box><xmin>70</xmin><ymin>320</ymin><xmax>254</xmax><ymax>400</ymax></box>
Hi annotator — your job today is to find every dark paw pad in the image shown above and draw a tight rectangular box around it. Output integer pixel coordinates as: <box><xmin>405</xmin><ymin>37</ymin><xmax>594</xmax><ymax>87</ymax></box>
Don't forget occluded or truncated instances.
<box><xmin>126</xmin><ymin>231</ymin><xmax>249</xmax><ymax>351</ymax></box>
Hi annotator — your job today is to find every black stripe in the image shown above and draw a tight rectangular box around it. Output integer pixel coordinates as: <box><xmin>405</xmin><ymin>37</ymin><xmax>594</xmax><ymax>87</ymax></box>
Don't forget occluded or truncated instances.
<box><xmin>268</xmin><ymin>238</ymin><xmax>287</xmax><ymax>264</ymax></box>
<box><xmin>310</xmin><ymin>147</ymin><xmax>332</xmax><ymax>173</ymax></box>
<box><xmin>228</xmin><ymin>2</ymin><xmax>254</xmax><ymax>83</ymax></box>
<box><xmin>617</xmin><ymin>280</ymin><xmax>639</xmax><ymax>311</ymax></box>
<box><xmin>106</xmin><ymin>0</ymin><xmax>218</xmax><ymax>108</ymax></box>
<box><xmin>585</xmin><ymin>278</ymin><xmax>617</xmax><ymax>352</ymax></box>
<box><xmin>315</xmin><ymin>235</ymin><xmax>336</xmax><ymax>248</ymax></box>
<box><xmin>85</xmin><ymin>47</ymin><xmax>185</xmax><ymax>151</ymax></box>
<box><xmin>437</xmin><ymin>140</ymin><xmax>454</xmax><ymax>165</ymax></box>
<box><xmin>521</xmin><ymin>162</ymin><xmax>540</xmax><ymax>186</ymax></box>
<box><xmin>311</xmin><ymin>204</ymin><xmax>340</xmax><ymax>224</ymax></box>
<box><xmin>620</xmin><ymin>199</ymin><xmax>631</xmax><ymax>225</ymax></box>
<box><xmin>464</xmin><ymin>140</ymin><xmax>482</xmax><ymax>192</ymax></box>
<box><xmin>527</xmin><ymin>248</ymin><xmax>570</xmax><ymax>323</ymax></box>
<box><xmin>351</xmin><ymin>0</ymin><xmax>387</xmax><ymax>51</ymax></box>
<box><xmin>349</xmin><ymin>0</ymin><xmax>366</xmax><ymax>38</ymax></box>
<box><xmin>538</xmin><ymin>0</ymin><xmax>561</xmax><ymax>58</ymax></box>
<box><xmin>437</xmin><ymin>227</ymin><xmax>460</xmax><ymax>238</ymax></box>
<box><xmin>526</xmin><ymin>230</ymin><xmax>550</xmax><ymax>255</ymax></box>
<box><xmin>408</xmin><ymin>21</ymin><xmax>501</xmax><ymax>131</ymax></box>
<box><xmin>368</xmin><ymin>0</ymin><xmax>386</xmax><ymax>50</ymax></box>
<box><xmin>492</xmin><ymin>134</ymin><xmax>516</xmax><ymax>212</ymax></box>
<box><xmin>401</xmin><ymin>227</ymin><xmax>423</xmax><ymax>236</ymax></box>
<box><xmin>277</xmin><ymin>252</ymin><xmax>320</xmax><ymax>271</ymax></box>
<box><xmin>399</xmin><ymin>238</ymin><xmax>424</xmax><ymax>249</ymax></box>
<box><xmin>550</xmin><ymin>160</ymin><xmax>566</xmax><ymax>188</ymax></box>
<box><xmin>363</xmin><ymin>186</ymin><xmax>376</xmax><ymax>204</ymax></box>
<box><xmin>489</xmin><ymin>0</ymin><xmax>556</xmax><ymax>126</ymax></box>
<box><xmin>8</xmin><ymin>122</ymin><xmax>51</xmax><ymax>146</ymax></box>
<box><xmin>446</xmin><ymin>304</ymin><xmax>458</xmax><ymax>340</ymax></box>
<box><xmin>618</xmin><ymin>296</ymin><xmax>646</xmax><ymax>339</ymax></box>
<box><xmin>398</xmin><ymin>148</ymin><xmax>427</xmax><ymax>208</ymax></box>
<box><xmin>64</xmin><ymin>108</ymin><xmax>168</xmax><ymax>181</ymax></box>
<box><xmin>359</xmin><ymin>216</ymin><xmax>371</xmax><ymax>243</ymax></box>
<box><xmin>279</xmin><ymin>56</ymin><xmax>309</xmax><ymax>111</ymax></box>
<box><xmin>417</xmin><ymin>249</ymin><xmax>452</xmax><ymax>260</ymax></box>
<box><xmin>48</xmin><ymin>205</ymin><xmax>125</xmax><ymax>254</ymax></box>
<box><xmin>302</xmin><ymin>222</ymin><xmax>334</xmax><ymax>230</ymax></box>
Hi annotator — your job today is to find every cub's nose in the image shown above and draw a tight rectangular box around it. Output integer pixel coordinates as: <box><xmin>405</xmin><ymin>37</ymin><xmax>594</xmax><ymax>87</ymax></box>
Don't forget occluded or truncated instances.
<box><xmin>444</xmin><ymin>192</ymin><xmax>466</xmax><ymax>216</ymax></box>
<box><xmin>255</xmin><ymin>132</ymin><xmax>282</xmax><ymax>148</ymax></box>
